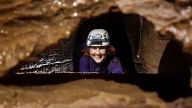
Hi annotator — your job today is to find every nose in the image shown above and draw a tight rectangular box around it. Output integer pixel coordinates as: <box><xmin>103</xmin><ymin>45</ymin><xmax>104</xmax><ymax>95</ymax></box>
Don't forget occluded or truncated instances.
<box><xmin>95</xmin><ymin>48</ymin><xmax>100</xmax><ymax>55</ymax></box>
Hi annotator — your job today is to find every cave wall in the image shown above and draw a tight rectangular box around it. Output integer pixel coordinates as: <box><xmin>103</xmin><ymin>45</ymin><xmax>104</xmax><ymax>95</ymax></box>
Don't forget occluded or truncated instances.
<box><xmin>123</xmin><ymin>15</ymin><xmax>170</xmax><ymax>74</ymax></box>
<box><xmin>137</xmin><ymin>18</ymin><xmax>170</xmax><ymax>73</ymax></box>
<box><xmin>0</xmin><ymin>0</ymin><xmax>191</xmax><ymax>88</ymax></box>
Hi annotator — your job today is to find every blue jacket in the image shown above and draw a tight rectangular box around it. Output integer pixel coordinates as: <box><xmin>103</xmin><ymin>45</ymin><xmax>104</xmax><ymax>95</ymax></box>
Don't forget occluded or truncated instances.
<box><xmin>79</xmin><ymin>55</ymin><xmax>123</xmax><ymax>74</ymax></box>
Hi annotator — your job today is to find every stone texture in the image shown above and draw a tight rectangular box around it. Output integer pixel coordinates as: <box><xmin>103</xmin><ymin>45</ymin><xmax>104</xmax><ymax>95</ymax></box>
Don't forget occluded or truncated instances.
<box><xmin>116</xmin><ymin>0</ymin><xmax>192</xmax><ymax>54</ymax></box>
<box><xmin>0</xmin><ymin>0</ymin><xmax>114</xmax><ymax>76</ymax></box>
<box><xmin>0</xmin><ymin>79</ymin><xmax>168</xmax><ymax>108</ymax></box>
<box><xmin>0</xmin><ymin>0</ymin><xmax>191</xmax><ymax>75</ymax></box>
<box><xmin>116</xmin><ymin>0</ymin><xmax>192</xmax><ymax>74</ymax></box>
<box><xmin>0</xmin><ymin>79</ymin><xmax>191</xmax><ymax>108</ymax></box>
<box><xmin>0</xmin><ymin>0</ymin><xmax>191</xmax><ymax>108</ymax></box>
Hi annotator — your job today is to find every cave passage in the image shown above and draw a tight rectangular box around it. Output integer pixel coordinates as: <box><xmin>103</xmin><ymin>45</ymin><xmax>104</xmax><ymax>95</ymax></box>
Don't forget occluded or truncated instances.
<box><xmin>0</xmin><ymin>11</ymin><xmax>191</xmax><ymax>102</ymax></box>
<box><xmin>73</xmin><ymin>12</ymin><xmax>136</xmax><ymax>74</ymax></box>
<box><xmin>72</xmin><ymin>12</ymin><xmax>192</xmax><ymax>101</ymax></box>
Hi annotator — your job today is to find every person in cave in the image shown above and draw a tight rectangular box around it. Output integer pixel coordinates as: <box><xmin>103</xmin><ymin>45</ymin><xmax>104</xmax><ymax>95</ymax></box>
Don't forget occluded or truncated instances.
<box><xmin>79</xmin><ymin>29</ymin><xmax>123</xmax><ymax>74</ymax></box>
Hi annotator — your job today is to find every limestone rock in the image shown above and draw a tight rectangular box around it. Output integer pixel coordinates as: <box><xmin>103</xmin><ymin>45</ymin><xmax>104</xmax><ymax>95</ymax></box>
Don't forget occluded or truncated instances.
<box><xmin>0</xmin><ymin>0</ymin><xmax>113</xmax><ymax>76</ymax></box>
<box><xmin>0</xmin><ymin>79</ymin><xmax>167</xmax><ymax>108</ymax></box>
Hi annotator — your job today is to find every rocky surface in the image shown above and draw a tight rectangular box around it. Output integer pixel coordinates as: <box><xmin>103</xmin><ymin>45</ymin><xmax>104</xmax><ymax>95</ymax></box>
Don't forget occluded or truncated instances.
<box><xmin>0</xmin><ymin>79</ymin><xmax>178</xmax><ymax>108</ymax></box>
<box><xmin>0</xmin><ymin>79</ymin><xmax>191</xmax><ymax>108</ymax></box>
<box><xmin>0</xmin><ymin>0</ymin><xmax>191</xmax><ymax>108</ymax></box>
<box><xmin>0</xmin><ymin>0</ymin><xmax>114</xmax><ymax>76</ymax></box>
<box><xmin>0</xmin><ymin>0</ymin><xmax>191</xmax><ymax>75</ymax></box>
<box><xmin>117</xmin><ymin>0</ymin><xmax>192</xmax><ymax>74</ymax></box>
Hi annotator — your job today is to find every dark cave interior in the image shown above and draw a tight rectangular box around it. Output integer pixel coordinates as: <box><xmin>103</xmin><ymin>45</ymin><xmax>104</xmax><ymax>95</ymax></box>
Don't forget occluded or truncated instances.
<box><xmin>73</xmin><ymin>12</ymin><xmax>136</xmax><ymax>74</ymax></box>
<box><xmin>73</xmin><ymin>12</ymin><xmax>192</xmax><ymax>101</ymax></box>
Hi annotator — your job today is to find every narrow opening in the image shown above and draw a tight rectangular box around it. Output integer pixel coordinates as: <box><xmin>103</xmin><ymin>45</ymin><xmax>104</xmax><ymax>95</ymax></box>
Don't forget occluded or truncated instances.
<box><xmin>72</xmin><ymin>11</ymin><xmax>192</xmax><ymax>101</ymax></box>
<box><xmin>73</xmin><ymin>12</ymin><xmax>135</xmax><ymax>74</ymax></box>
<box><xmin>0</xmin><ymin>11</ymin><xmax>190</xmax><ymax>102</ymax></box>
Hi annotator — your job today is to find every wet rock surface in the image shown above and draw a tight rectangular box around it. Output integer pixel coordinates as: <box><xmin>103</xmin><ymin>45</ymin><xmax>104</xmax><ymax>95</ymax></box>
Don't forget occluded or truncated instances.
<box><xmin>0</xmin><ymin>0</ymin><xmax>191</xmax><ymax>75</ymax></box>
<box><xmin>17</xmin><ymin>40</ymin><xmax>74</xmax><ymax>74</ymax></box>
<box><xmin>0</xmin><ymin>0</ymin><xmax>114</xmax><ymax>76</ymax></box>
<box><xmin>0</xmin><ymin>0</ymin><xmax>192</xmax><ymax>108</ymax></box>
<box><xmin>117</xmin><ymin>0</ymin><xmax>192</xmax><ymax>74</ymax></box>
<box><xmin>117</xmin><ymin>0</ymin><xmax>192</xmax><ymax>53</ymax></box>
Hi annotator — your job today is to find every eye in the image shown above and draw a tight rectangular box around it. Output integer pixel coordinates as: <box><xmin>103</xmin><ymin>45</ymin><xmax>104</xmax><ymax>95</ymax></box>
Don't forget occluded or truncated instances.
<box><xmin>90</xmin><ymin>47</ymin><xmax>97</xmax><ymax>49</ymax></box>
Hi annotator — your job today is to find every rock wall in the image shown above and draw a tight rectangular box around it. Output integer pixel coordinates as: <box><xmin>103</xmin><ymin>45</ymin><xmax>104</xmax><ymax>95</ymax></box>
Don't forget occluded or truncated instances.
<box><xmin>0</xmin><ymin>0</ymin><xmax>191</xmax><ymax>76</ymax></box>
<box><xmin>0</xmin><ymin>0</ymin><xmax>114</xmax><ymax>76</ymax></box>
<box><xmin>0</xmin><ymin>79</ymin><xmax>191</xmax><ymax>108</ymax></box>
<box><xmin>0</xmin><ymin>0</ymin><xmax>191</xmax><ymax>108</ymax></box>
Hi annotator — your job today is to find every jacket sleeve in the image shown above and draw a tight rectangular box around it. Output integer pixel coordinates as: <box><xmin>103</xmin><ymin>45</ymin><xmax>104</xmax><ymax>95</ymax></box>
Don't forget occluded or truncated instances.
<box><xmin>79</xmin><ymin>56</ymin><xmax>90</xmax><ymax>72</ymax></box>
<box><xmin>108</xmin><ymin>57</ymin><xmax>124</xmax><ymax>74</ymax></box>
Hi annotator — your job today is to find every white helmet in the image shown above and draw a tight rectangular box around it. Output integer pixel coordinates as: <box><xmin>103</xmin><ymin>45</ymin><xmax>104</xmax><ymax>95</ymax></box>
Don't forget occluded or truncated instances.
<box><xmin>86</xmin><ymin>29</ymin><xmax>110</xmax><ymax>47</ymax></box>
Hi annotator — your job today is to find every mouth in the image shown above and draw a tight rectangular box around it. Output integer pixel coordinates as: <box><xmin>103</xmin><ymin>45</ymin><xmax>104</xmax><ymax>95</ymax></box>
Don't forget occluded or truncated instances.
<box><xmin>94</xmin><ymin>55</ymin><xmax>105</xmax><ymax>62</ymax></box>
<box><xmin>93</xmin><ymin>54</ymin><xmax>104</xmax><ymax>58</ymax></box>
<box><xmin>96</xmin><ymin>55</ymin><xmax>102</xmax><ymax>58</ymax></box>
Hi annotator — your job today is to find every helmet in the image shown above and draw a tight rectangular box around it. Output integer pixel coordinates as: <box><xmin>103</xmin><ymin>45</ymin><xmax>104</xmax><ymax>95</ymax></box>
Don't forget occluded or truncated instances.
<box><xmin>86</xmin><ymin>29</ymin><xmax>110</xmax><ymax>47</ymax></box>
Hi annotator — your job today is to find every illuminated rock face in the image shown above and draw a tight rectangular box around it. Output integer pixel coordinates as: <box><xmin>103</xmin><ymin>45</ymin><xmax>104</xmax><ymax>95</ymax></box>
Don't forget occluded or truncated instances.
<box><xmin>0</xmin><ymin>0</ymin><xmax>191</xmax><ymax>75</ymax></box>
<box><xmin>0</xmin><ymin>79</ymin><xmax>168</xmax><ymax>108</ymax></box>
<box><xmin>0</xmin><ymin>0</ymin><xmax>191</xmax><ymax>107</ymax></box>
<box><xmin>0</xmin><ymin>1</ymin><xmax>191</xmax><ymax>77</ymax></box>
<box><xmin>0</xmin><ymin>79</ymin><xmax>191</xmax><ymax>108</ymax></box>
<box><xmin>0</xmin><ymin>0</ymin><xmax>112</xmax><ymax>76</ymax></box>
<box><xmin>0</xmin><ymin>0</ymin><xmax>191</xmax><ymax>89</ymax></box>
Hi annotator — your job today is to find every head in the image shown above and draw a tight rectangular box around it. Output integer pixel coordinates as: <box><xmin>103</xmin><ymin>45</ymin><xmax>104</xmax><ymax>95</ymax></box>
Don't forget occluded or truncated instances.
<box><xmin>85</xmin><ymin>29</ymin><xmax>112</xmax><ymax>64</ymax></box>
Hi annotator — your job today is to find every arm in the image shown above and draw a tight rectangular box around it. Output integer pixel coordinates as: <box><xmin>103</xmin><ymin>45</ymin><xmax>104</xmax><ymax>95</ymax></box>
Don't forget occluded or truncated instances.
<box><xmin>108</xmin><ymin>57</ymin><xmax>124</xmax><ymax>74</ymax></box>
<box><xmin>79</xmin><ymin>56</ymin><xmax>90</xmax><ymax>72</ymax></box>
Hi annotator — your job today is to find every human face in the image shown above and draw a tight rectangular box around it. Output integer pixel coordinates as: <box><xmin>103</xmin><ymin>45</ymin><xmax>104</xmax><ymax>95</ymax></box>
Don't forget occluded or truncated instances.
<box><xmin>89</xmin><ymin>46</ymin><xmax>107</xmax><ymax>64</ymax></box>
